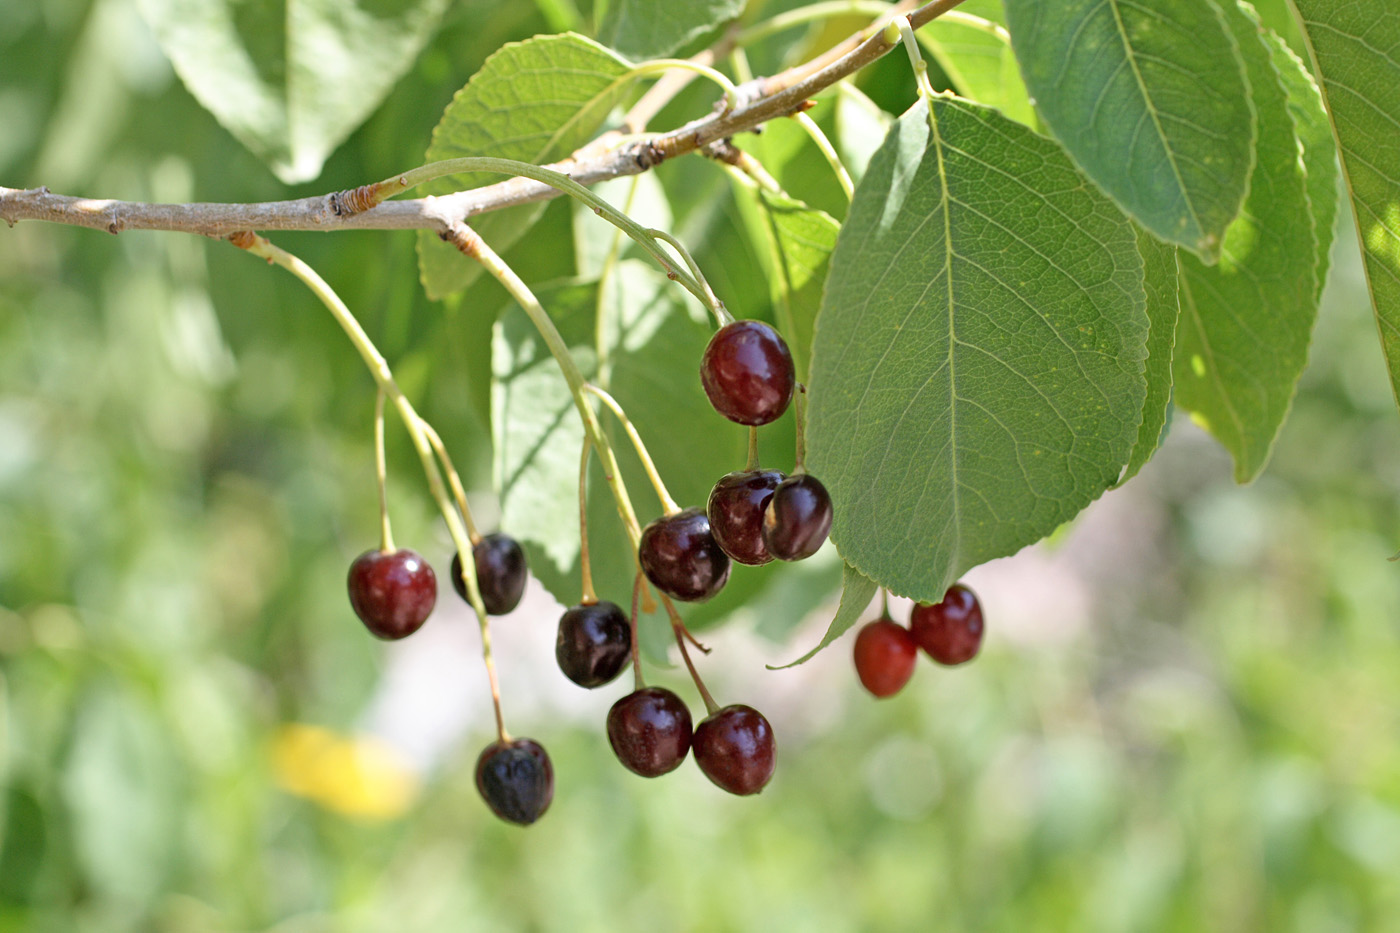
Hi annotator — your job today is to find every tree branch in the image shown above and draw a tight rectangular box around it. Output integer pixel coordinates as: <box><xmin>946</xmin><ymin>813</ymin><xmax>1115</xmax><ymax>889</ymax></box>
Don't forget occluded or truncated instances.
<box><xmin>0</xmin><ymin>0</ymin><xmax>962</xmax><ymax>240</ymax></box>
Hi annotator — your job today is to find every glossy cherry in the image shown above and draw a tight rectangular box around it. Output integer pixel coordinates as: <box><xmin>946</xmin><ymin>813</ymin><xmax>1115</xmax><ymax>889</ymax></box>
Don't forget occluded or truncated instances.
<box><xmin>638</xmin><ymin>507</ymin><xmax>731</xmax><ymax>602</ymax></box>
<box><xmin>346</xmin><ymin>548</ymin><xmax>437</xmax><ymax>640</ymax></box>
<box><xmin>761</xmin><ymin>473</ymin><xmax>832</xmax><ymax>561</ymax></box>
<box><xmin>607</xmin><ymin>687</ymin><xmax>693</xmax><ymax>777</ymax></box>
<box><xmin>693</xmin><ymin>704</ymin><xmax>776</xmax><ymax>796</ymax></box>
<box><xmin>556</xmin><ymin>600</ymin><xmax>632</xmax><ymax>688</ymax></box>
<box><xmin>700</xmin><ymin>320</ymin><xmax>795</xmax><ymax>425</ymax></box>
<box><xmin>853</xmin><ymin>617</ymin><xmax>918</xmax><ymax>698</ymax></box>
<box><xmin>451</xmin><ymin>532</ymin><xmax>528</xmax><ymax>615</ymax></box>
<box><xmin>475</xmin><ymin>737</ymin><xmax>554</xmax><ymax>826</ymax></box>
<box><xmin>909</xmin><ymin>583</ymin><xmax>984</xmax><ymax>665</ymax></box>
<box><xmin>707</xmin><ymin>469</ymin><xmax>785</xmax><ymax>565</ymax></box>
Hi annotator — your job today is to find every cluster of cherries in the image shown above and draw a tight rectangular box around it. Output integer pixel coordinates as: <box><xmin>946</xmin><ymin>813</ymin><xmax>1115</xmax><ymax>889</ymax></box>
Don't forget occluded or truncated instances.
<box><xmin>852</xmin><ymin>584</ymin><xmax>985</xmax><ymax>698</ymax></box>
<box><xmin>346</xmin><ymin>317</ymin><xmax>975</xmax><ymax>826</ymax></box>
<box><xmin>559</xmin><ymin>320</ymin><xmax>826</xmax><ymax>805</ymax></box>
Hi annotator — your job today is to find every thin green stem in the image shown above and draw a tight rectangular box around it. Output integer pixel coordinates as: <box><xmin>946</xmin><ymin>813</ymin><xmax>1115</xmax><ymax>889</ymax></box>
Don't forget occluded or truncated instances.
<box><xmin>624</xmin><ymin>59</ymin><xmax>740</xmax><ymax>114</ymax></box>
<box><xmin>663</xmin><ymin>595</ymin><xmax>719</xmax><ymax>716</ymax></box>
<box><xmin>896</xmin><ymin>15</ymin><xmax>938</xmax><ymax>102</ymax></box>
<box><xmin>880</xmin><ymin>586</ymin><xmax>891</xmax><ymax>619</ymax></box>
<box><xmin>729</xmin><ymin>47</ymin><xmax>755</xmax><ymax>85</ymax></box>
<box><xmin>790</xmin><ymin>110</ymin><xmax>855</xmax><ymax>202</ymax></box>
<box><xmin>446</xmin><ymin>224</ymin><xmax>644</xmax><ymax>552</ymax></box>
<box><xmin>936</xmin><ymin>10</ymin><xmax>1009</xmax><ymax>43</ymax></box>
<box><xmin>738</xmin><ymin>0</ymin><xmax>895</xmax><ymax>46</ymax></box>
<box><xmin>584</xmin><ymin>383</ymin><xmax>681</xmax><ymax>516</ymax></box>
<box><xmin>419</xmin><ymin>420</ymin><xmax>482</xmax><ymax>545</ymax></box>
<box><xmin>374</xmin><ymin>388</ymin><xmax>395</xmax><ymax>553</ymax></box>
<box><xmin>630</xmin><ymin>570</ymin><xmax>646</xmax><ymax>691</ymax></box>
<box><xmin>746</xmin><ymin>426</ymin><xmax>760</xmax><ymax>472</ymax></box>
<box><xmin>373</xmin><ymin>157</ymin><xmax>720</xmax><ymax>316</ymax></box>
<box><xmin>579</xmin><ymin>437</ymin><xmax>598</xmax><ymax>605</ymax></box>
<box><xmin>645</xmin><ymin>227</ymin><xmax>731</xmax><ymax>326</ymax></box>
<box><xmin>233</xmin><ymin>232</ymin><xmax>509</xmax><ymax>743</ymax></box>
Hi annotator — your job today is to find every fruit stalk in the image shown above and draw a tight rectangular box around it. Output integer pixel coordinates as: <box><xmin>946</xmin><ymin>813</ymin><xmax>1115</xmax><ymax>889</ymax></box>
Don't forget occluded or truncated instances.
<box><xmin>232</xmin><ymin>231</ymin><xmax>510</xmax><ymax>742</ymax></box>
<box><xmin>584</xmin><ymin>383</ymin><xmax>681</xmax><ymax>516</ymax></box>
<box><xmin>373</xmin><ymin>388</ymin><xmax>395</xmax><ymax>553</ymax></box>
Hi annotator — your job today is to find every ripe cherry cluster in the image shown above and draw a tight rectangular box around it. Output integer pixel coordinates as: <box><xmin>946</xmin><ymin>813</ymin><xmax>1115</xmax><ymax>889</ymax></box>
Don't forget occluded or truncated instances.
<box><xmin>852</xmin><ymin>584</ymin><xmax>985</xmax><ymax>698</ymax></box>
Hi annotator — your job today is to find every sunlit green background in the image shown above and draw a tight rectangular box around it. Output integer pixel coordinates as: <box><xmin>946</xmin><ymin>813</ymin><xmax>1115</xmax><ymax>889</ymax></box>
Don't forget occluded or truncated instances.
<box><xmin>4</xmin><ymin>1</ymin><xmax>1400</xmax><ymax>931</ymax></box>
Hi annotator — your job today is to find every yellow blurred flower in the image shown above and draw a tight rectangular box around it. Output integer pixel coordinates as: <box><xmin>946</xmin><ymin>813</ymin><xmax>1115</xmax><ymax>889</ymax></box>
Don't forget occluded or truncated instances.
<box><xmin>271</xmin><ymin>723</ymin><xmax>421</xmax><ymax>821</ymax></box>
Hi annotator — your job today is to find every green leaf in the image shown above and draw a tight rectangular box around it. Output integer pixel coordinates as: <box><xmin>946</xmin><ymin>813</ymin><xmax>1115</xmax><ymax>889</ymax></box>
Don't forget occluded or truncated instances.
<box><xmin>1004</xmin><ymin>0</ymin><xmax>1256</xmax><ymax>260</ymax></box>
<box><xmin>136</xmin><ymin>0</ymin><xmax>450</xmax><ymax>183</ymax></box>
<box><xmin>735</xmin><ymin>187</ymin><xmax>840</xmax><ymax>384</ymax></box>
<box><xmin>598</xmin><ymin>0</ymin><xmax>744</xmax><ymax>59</ymax></box>
<box><xmin>769</xmin><ymin>562</ymin><xmax>877</xmax><ymax>668</ymax></box>
<box><xmin>1171</xmin><ymin>3</ymin><xmax>1323</xmax><ymax>483</ymax></box>
<box><xmin>493</xmin><ymin>261</ymin><xmax>775</xmax><ymax>630</ymax></box>
<box><xmin>834</xmin><ymin>84</ymin><xmax>894</xmax><ymax>187</ymax></box>
<box><xmin>1272</xmin><ymin>36</ymin><xmax>1338</xmax><ymax>304</ymax></box>
<box><xmin>918</xmin><ymin>0</ymin><xmax>1034</xmax><ymax>126</ymax></box>
<box><xmin>807</xmin><ymin>97</ymin><xmax>1148</xmax><ymax>604</ymax></box>
<box><xmin>416</xmin><ymin>34</ymin><xmax>633</xmax><ymax>300</ymax></box>
<box><xmin>1287</xmin><ymin>0</ymin><xmax>1400</xmax><ymax>408</ymax></box>
<box><xmin>1117</xmin><ymin>226</ymin><xmax>1180</xmax><ymax>486</ymax></box>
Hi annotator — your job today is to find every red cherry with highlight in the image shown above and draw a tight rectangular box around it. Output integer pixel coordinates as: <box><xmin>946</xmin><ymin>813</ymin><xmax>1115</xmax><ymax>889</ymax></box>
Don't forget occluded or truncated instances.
<box><xmin>853</xmin><ymin>617</ymin><xmax>917</xmax><ymax>697</ymax></box>
<box><xmin>346</xmin><ymin>548</ymin><xmax>436</xmax><ymax>640</ymax></box>
<box><xmin>692</xmin><ymin>704</ymin><xmax>776</xmax><ymax>796</ymax></box>
<box><xmin>700</xmin><ymin>320</ymin><xmax>795</xmax><ymax>425</ymax></box>
<box><xmin>910</xmin><ymin>583</ymin><xmax>984</xmax><ymax>665</ymax></box>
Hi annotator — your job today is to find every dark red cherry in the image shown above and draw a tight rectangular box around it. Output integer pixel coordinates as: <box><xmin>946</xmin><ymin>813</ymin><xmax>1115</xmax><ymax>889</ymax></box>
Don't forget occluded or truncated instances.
<box><xmin>452</xmin><ymin>533</ymin><xmax>528</xmax><ymax>615</ymax></box>
<box><xmin>638</xmin><ymin>507</ymin><xmax>731</xmax><ymax>602</ymax></box>
<box><xmin>707</xmin><ymin>469</ymin><xmax>785</xmax><ymax>565</ymax></box>
<box><xmin>692</xmin><ymin>704</ymin><xmax>776</xmax><ymax>796</ymax></box>
<box><xmin>607</xmin><ymin>687</ymin><xmax>693</xmax><ymax>777</ymax></box>
<box><xmin>347</xmin><ymin>548</ymin><xmax>436</xmax><ymax>640</ymax></box>
<box><xmin>761</xmin><ymin>473</ymin><xmax>832</xmax><ymax>561</ymax></box>
<box><xmin>853</xmin><ymin>618</ymin><xmax>917</xmax><ymax>697</ymax></box>
<box><xmin>475</xmin><ymin>737</ymin><xmax>553</xmax><ymax>826</ymax></box>
<box><xmin>910</xmin><ymin>583</ymin><xmax>984</xmax><ymax>665</ymax></box>
<box><xmin>700</xmin><ymin>320</ymin><xmax>795</xmax><ymax>425</ymax></box>
<box><xmin>556</xmin><ymin>600</ymin><xmax>632</xmax><ymax>688</ymax></box>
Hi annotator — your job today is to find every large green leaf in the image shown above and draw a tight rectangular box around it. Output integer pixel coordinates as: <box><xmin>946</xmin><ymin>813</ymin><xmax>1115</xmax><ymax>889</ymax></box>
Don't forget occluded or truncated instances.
<box><xmin>1287</xmin><ymin>0</ymin><xmax>1400</xmax><ymax>409</ymax></box>
<box><xmin>734</xmin><ymin>188</ymin><xmax>840</xmax><ymax>384</ymax></box>
<box><xmin>918</xmin><ymin>0</ymin><xmax>1033</xmax><ymax>126</ymax></box>
<box><xmin>1118</xmin><ymin>226</ymin><xmax>1180</xmax><ymax>486</ymax></box>
<box><xmin>416</xmin><ymin>34</ymin><xmax>633</xmax><ymax>300</ymax></box>
<box><xmin>1004</xmin><ymin>0</ymin><xmax>1255</xmax><ymax>261</ymax></box>
<box><xmin>770</xmin><ymin>562</ymin><xmax>877</xmax><ymax>669</ymax></box>
<box><xmin>1171</xmin><ymin>5</ymin><xmax>1326</xmax><ymax>483</ymax></box>
<box><xmin>136</xmin><ymin>0</ymin><xmax>450</xmax><ymax>183</ymax></box>
<box><xmin>493</xmin><ymin>261</ymin><xmax>776</xmax><ymax>632</ymax></box>
<box><xmin>1272</xmin><ymin>38</ymin><xmax>1338</xmax><ymax>305</ymax></box>
<box><xmin>598</xmin><ymin>0</ymin><xmax>744</xmax><ymax>59</ymax></box>
<box><xmin>807</xmin><ymin>97</ymin><xmax>1148</xmax><ymax>604</ymax></box>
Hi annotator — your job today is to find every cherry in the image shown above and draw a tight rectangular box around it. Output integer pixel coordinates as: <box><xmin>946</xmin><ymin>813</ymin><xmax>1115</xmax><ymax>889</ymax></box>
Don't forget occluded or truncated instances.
<box><xmin>606</xmin><ymin>687</ymin><xmax>693</xmax><ymax>777</ymax></box>
<box><xmin>761</xmin><ymin>473</ymin><xmax>832</xmax><ymax>561</ymax></box>
<box><xmin>853</xmin><ymin>617</ymin><xmax>917</xmax><ymax>698</ymax></box>
<box><xmin>707</xmin><ymin>469</ymin><xmax>785</xmax><ymax>565</ymax></box>
<box><xmin>555</xmin><ymin>601</ymin><xmax>632</xmax><ymax>688</ymax></box>
<box><xmin>346</xmin><ymin>548</ymin><xmax>436</xmax><ymax>640</ymax></box>
<box><xmin>475</xmin><ymin>737</ymin><xmax>554</xmax><ymax>826</ymax></box>
<box><xmin>451</xmin><ymin>532</ymin><xmax>528</xmax><ymax>615</ymax></box>
<box><xmin>638</xmin><ymin>507</ymin><xmax>731</xmax><ymax>602</ymax></box>
<box><xmin>692</xmin><ymin>704</ymin><xmax>776</xmax><ymax>796</ymax></box>
<box><xmin>909</xmin><ymin>583</ymin><xmax>984</xmax><ymax>665</ymax></box>
<box><xmin>700</xmin><ymin>320</ymin><xmax>795</xmax><ymax>425</ymax></box>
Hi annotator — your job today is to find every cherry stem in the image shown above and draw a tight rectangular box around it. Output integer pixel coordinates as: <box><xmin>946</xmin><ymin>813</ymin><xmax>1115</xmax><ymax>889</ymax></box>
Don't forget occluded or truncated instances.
<box><xmin>579</xmin><ymin>438</ymin><xmax>598</xmax><ymax>605</ymax></box>
<box><xmin>790</xmin><ymin>110</ymin><xmax>854</xmax><ymax>202</ymax></box>
<box><xmin>661</xmin><ymin>593</ymin><xmax>711</xmax><ymax>655</ymax></box>
<box><xmin>880</xmin><ymin>586</ymin><xmax>891</xmax><ymax>619</ymax></box>
<box><xmin>373</xmin><ymin>388</ymin><xmax>395</xmax><ymax>553</ymax></box>
<box><xmin>663</xmin><ymin>595</ymin><xmax>719</xmax><ymax>715</ymax></box>
<box><xmin>893</xmin><ymin>15</ymin><xmax>938</xmax><ymax>103</ymax></box>
<box><xmin>231</xmin><ymin>232</ymin><xmax>509</xmax><ymax>744</ymax></box>
<box><xmin>584</xmin><ymin>382</ymin><xmax>682</xmax><ymax>516</ymax></box>
<box><xmin>444</xmin><ymin>224</ymin><xmax>645</xmax><ymax>555</ymax></box>
<box><xmin>623</xmin><ymin>58</ymin><xmax>740</xmax><ymax>115</ymax></box>
<box><xmin>746</xmin><ymin>426</ymin><xmax>760</xmax><ymax>472</ymax></box>
<box><xmin>630</xmin><ymin>570</ymin><xmax>646</xmax><ymax>691</ymax></box>
<box><xmin>645</xmin><ymin>227</ymin><xmax>732</xmax><ymax>327</ymax></box>
<box><xmin>419</xmin><ymin>420</ymin><xmax>482</xmax><ymax>545</ymax></box>
<box><xmin>794</xmin><ymin>382</ymin><xmax>809</xmax><ymax>473</ymax></box>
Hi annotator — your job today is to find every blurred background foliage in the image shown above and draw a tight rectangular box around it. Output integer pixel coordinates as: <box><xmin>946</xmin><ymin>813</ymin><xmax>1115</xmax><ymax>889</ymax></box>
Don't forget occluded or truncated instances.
<box><xmin>2</xmin><ymin>0</ymin><xmax>1400</xmax><ymax>931</ymax></box>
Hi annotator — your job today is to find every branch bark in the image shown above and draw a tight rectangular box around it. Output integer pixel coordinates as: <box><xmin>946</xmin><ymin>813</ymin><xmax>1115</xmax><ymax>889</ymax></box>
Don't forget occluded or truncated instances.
<box><xmin>0</xmin><ymin>0</ymin><xmax>962</xmax><ymax>240</ymax></box>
